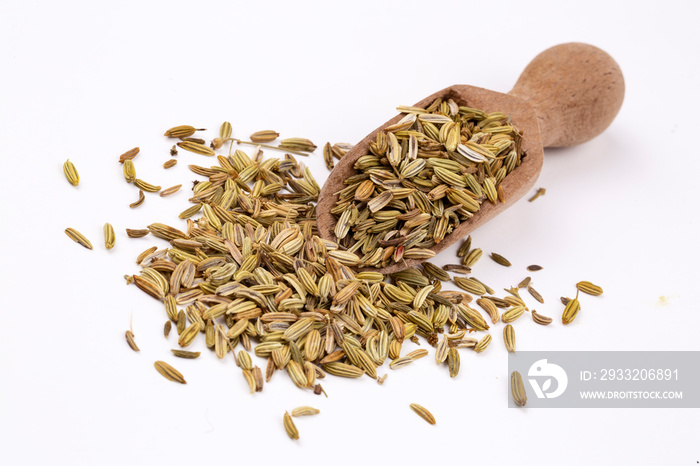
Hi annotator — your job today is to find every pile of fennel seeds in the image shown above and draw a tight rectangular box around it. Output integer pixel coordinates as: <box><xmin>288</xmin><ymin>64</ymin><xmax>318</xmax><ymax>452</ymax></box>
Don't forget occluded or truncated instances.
<box><xmin>77</xmin><ymin>114</ymin><xmax>602</xmax><ymax>436</ymax></box>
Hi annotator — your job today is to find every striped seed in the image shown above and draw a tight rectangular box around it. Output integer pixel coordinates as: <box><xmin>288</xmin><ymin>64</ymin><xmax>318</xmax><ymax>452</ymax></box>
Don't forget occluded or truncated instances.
<box><xmin>576</xmin><ymin>281</ymin><xmax>603</xmax><ymax>296</ymax></box>
<box><xmin>160</xmin><ymin>184</ymin><xmax>182</xmax><ymax>197</ymax></box>
<box><xmin>527</xmin><ymin>284</ymin><xmax>544</xmax><ymax>303</ymax></box>
<box><xmin>518</xmin><ymin>277</ymin><xmax>531</xmax><ymax>288</ymax></box>
<box><xmin>63</xmin><ymin>159</ymin><xmax>79</xmax><ymax>186</ymax></box>
<box><xmin>511</xmin><ymin>371</ymin><xmax>527</xmax><ymax>406</ymax></box>
<box><xmin>164</xmin><ymin>125</ymin><xmax>204</xmax><ymax>138</ymax></box>
<box><xmin>123</xmin><ymin>159</ymin><xmax>136</xmax><ymax>183</ymax></box>
<box><xmin>65</xmin><ymin>228</ymin><xmax>93</xmax><ymax>250</ymax></box>
<box><xmin>562</xmin><ymin>297</ymin><xmax>581</xmax><ymax>324</ymax></box>
<box><xmin>531</xmin><ymin>310</ymin><xmax>553</xmax><ymax>325</ymax></box>
<box><xmin>154</xmin><ymin>361</ymin><xmax>186</xmax><ymax>384</ymax></box>
<box><xmin>409</xmin><ymin>403</ymin><xmax>436</xmax><ymax>425</ymax></box>
<box><xmin>126</xmin><ymin>228</ymin><xmax>149</xmax><ymax>238</ymax></box>
<box><xmin>171</xmin><ymin>349</ymin><xmax>200</xmax><ymax>359</ymax></box>
<box><xmin>435</xmin><ymin>336</ymin><xmax>449</xmax><ymax>363</ymax></box>
<box><xmin>250</xmin><ymin>130</ymin><xmax>279</xmax><ymax>143</ymax></box>
<box><xmin>448</xmin><ymin>348</ymin><xmax>460</xmax><ymax>377</ymax></box>
<box><xmin>476</xmin><ymin>298</ymin><xmax>500</xmax><ymax>324</ymax></box>
<box><xmin>501</xmin><ymin>306</ymin><xmax>526</xmax><ymax>324</ymax></box>
<box><xmin>177</xmin><ymin>140</ymin><xmax>215</xmax><ymax>156</ymax></box>
<box><xmin>134</xmin><ymin>179</ymin><xmax>161</xmax><ymax>193</ymax></box>
<box><xmin>503</xmin><ymin>324</ymin><xmax>515</xmax><ymax>352</ymax></box>
<box><xmin>457</xmin><ymin>236</ymin><xmax>472</xmax><ymax>257</ymax></box>
<box><xmin>125</xmin><ymin>330</ymin><xmax>139</xmax><ymax>352</ymax></box>
<box><xmin>454</xmin><ymin>277</ymin><xmax>487</xmax><ymax>295</ymax></box>
<box><xmin>463</xmin><ymin>248</ymin><xmax>483</xmax><ymax>267</ymax></box>
<box><xmin>474</xmin><ymin>334</ymin><xmax>492</xmax><ymax>353</ymax></box>
<box><xmin>291</xmin><ymin>406</ymin><xmax>320</xmax><ymax>417</ymax></box>
<box><xmin>490</xmin><ymin>252</ymin><xmax>512</xmax><ymax>267</ymax></box>
<box><xmin>118</xmin><ymin>147</ymin><xmax>140</xmax><ymax>163</ymax></box>
<box><xmin>283</xmin><ymin>412</ymin><xmax>299</xmax><ymax>440</ymax></box>
<box><xmin>130</xmin><ymin>189</ymin><xmax>145</xmax><ymax>208</ymax></box>
<box><xmin>279</xmin><ymin>137</ymin><xmax>317</xmax><ymax>152</ymax></box>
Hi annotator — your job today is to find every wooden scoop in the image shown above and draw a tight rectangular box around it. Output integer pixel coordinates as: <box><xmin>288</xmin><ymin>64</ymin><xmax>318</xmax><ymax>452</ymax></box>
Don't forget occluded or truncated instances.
<box><xmin>317</xmin><ymin>43</ymin><xmax>624</xmax><ymax>274</ymax></box>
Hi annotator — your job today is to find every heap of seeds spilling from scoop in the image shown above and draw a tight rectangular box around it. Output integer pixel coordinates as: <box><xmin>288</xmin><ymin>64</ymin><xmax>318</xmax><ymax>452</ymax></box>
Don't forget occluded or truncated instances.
<box><xmin>63</xmin><ymin>98</ymin><xmax>604</xmax><ymax>437</ymax></box>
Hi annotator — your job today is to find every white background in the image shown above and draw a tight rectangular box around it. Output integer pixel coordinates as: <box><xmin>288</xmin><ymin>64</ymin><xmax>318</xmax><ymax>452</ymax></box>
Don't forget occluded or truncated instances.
<box><xmin>1</xmin><ymin>1</ymin><xmax>699</xmax><ymax>465</ymax></box>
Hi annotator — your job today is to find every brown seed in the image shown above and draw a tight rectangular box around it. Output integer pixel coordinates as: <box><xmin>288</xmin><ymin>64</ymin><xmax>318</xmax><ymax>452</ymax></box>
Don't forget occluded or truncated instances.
<box><xmin>527</xmin><ymin>265</ymin><xmax>543</xmax><ymax>271</ymax></box>
<box><xmin>125</xmin><ymin>330</ymin><xmax>140</xmax><ymax>352</ymax></box>
<box><xmin>164</xmin><ymin>321</ymin><xmax>172</xmax><ymax>338</ymax></box>
<box><xmin>126</xmin><ymin>228</ymin><xmax>149</xmax><ymax>238</ymax></box>
<box><xmin>527</xmin><ymin>284</ymin><xmax>544</xmax><ymax>304</ymax></box>
<box><xmin>443</xmin><ymin>264</ymin><xmax>471</xmax><ymax>274</ymax></box>
<box><xmin>253</xmin><ymin>366</ymin><xmax>264</xmax><ymax>392</ymax></box>
<box><xmin>476</xmin><ymin>298</ymin><xmax>500</xmax><ymax>324</ymax></box>
<box><xmin>266</xmin><ymin>357</ymin><xmax>275</xmax><ymax>383</ymax></box>
<box><xmin>159</xmin><ymin>184</ymin><xmax>182</xmax><ymax>197</ymax></box>
<box><xmin>154</xmin><ymin>361</ymin><xmax>186</xmax><ymax>384</ymax></box>
<box><xmin>163</xmin><ymin>159</ymin><xmax>177</xmax><ymax>169</ymax></box>
<box><xmin>65</xmin><ymin>228</ymin><xmax>93</xmax><ymax>250</ymax></box>
<box><xmin>517</xmin><ymin>277</ymin><xmax>531</xmax><ymax>288</ymax></box>
<box><xmin>130</xmin><ymin>189</ymin><xmax>145</xmax><ymax>208</ymax></box>
<box><xmin>118</xmin><ymin>147</ymin><xmax>140</xmax><ymax>163</ymax></box>
<box><xmin>323</xmin><ymin>142</ymin><xmax>334</xmax><ymax>170</ymax></box>
<box><xmin>531</xmin><ymin>310</ymin><xmax>553</xmax><ymax>325</ymax></box>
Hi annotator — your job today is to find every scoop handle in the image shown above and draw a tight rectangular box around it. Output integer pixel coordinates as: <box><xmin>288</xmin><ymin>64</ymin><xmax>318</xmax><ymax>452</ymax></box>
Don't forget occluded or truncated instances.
<box><xmin>508</xmin><ymin>43</ymin><xmax>624</xmax><ymax>148</ymax></box>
